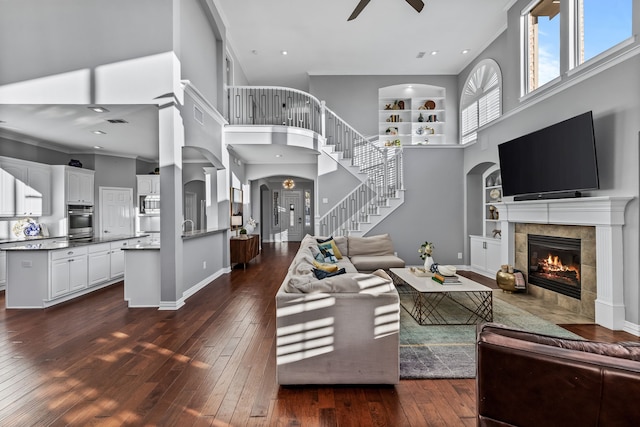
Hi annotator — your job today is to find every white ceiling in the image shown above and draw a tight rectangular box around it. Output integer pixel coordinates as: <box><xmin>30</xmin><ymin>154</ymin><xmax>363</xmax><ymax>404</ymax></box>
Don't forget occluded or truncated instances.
<box><xmin>0</xmin><ymin>104</ymin><xmax>160</xmax><ymax>161</ymax></box>
<box><xmin>217</xmin><ymin>0</ymin><xmax>514</xmax><ymax>90</ymax></box>
<box><xmin>0</xmin><ymin>1</ymin><xmax>514</xmax><ymax>164</ymax></box>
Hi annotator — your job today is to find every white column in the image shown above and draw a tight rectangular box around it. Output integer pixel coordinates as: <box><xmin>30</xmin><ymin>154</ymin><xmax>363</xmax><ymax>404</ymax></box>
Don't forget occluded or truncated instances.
<box><xmin>594</xmin><ymin>225</ymin><xmax>626</xmax><ymax>329</ymax></box>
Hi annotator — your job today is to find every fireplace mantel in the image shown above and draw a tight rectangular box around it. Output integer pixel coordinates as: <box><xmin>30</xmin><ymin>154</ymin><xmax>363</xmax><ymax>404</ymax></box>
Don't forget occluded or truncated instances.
<box><xmin>496</xmin><ymin>196</ymin><xmax>633</xmax><ymax>330</ymax></box>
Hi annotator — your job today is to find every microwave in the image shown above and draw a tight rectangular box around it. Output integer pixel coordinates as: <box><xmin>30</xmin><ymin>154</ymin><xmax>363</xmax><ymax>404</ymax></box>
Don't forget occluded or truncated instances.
<box><xmin>140</xmin><ymin>195</ymin><xmax>160</xmax><ymax>215</ymax></box>
<box><xmin>68</xmin><ymin>204</ymin><xmax>93</xmax><ymax>240</ymax></box>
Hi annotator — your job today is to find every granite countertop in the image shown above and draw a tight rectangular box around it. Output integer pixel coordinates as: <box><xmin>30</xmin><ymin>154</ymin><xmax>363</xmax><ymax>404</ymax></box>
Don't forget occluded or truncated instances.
<box><xmin>181</xmin><ymin>228</ymin><xmax>227</xmax><ymax>240</ymax></box>
<box><xmin>0</xmin><ymin>234</ymin><xmax>68</xmax><ymax>245</ymax></box>
<box><xmin>121</xmin><ymin>242</ymin><xmax>161</xmax><ymax>251</ymax></box>
<box><xmin>2</xmin><ymin>234</ymin><xmax>150</xmax><ymax>251</ymax></box>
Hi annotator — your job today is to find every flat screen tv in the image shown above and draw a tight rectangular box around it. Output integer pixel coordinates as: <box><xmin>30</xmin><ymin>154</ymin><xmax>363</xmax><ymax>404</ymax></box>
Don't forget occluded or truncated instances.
<box><xmin>498</xmin><ymin>111</ymin><xmax>599</xmax><ymax>201</ymax></box>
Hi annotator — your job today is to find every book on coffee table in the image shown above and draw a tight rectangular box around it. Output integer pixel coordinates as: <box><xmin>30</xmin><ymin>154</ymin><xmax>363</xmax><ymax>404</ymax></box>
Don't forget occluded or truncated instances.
<box><xmin>432</xmin><ymin>273</ymin><xmax>462</xmax><ymax>285</ymax></box>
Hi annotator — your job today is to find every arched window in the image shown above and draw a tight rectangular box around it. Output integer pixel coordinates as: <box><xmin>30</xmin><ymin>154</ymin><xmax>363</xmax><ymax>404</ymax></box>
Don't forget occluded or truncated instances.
<box><xmin>460</xmin><ymin>59</ymin><xmax>502</xmax><ymax>144</ymax></box>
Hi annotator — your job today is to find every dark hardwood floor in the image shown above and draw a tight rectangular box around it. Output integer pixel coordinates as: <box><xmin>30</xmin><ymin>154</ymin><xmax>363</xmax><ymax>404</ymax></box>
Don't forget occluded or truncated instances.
<box><xmin>0</xmin><ymin>242</ymin><xmax>637</xmax><ymax>426</ymax></box>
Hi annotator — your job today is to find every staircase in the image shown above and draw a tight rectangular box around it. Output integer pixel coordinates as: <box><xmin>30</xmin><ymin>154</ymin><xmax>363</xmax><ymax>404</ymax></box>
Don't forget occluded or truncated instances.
<box><xmin>227</xmin><ymin>86</ymin><xmax>404</xmax><ymax>237</ymax></box>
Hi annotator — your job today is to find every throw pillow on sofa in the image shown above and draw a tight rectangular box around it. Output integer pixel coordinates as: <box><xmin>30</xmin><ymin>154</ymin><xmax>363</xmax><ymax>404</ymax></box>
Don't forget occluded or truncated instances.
<box><xmin>313</xmin><ymin>260</ymin><xmax>339</xmax><ymax>272</ymax></box>
<box><xmin>316</xmin><ymin>237</ymin><xmax>343</xmax><ymax>259</ymax></box>
<box><xmin>313</xmin><ymin>267</ymin><xmax>346</xmax><ymax>280</ymax></box>
<box><xmin>318</xmin><ymin>245</ymin><xmax>338</xmax><ymax>263</ymax></box>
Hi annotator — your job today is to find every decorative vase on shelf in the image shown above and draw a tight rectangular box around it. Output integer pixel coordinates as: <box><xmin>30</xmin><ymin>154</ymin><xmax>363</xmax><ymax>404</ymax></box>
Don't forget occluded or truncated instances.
<box><xmin>423</xmin><ymin>256</ymin><xmax>434</xmax><ymax>272</ymax></box>
<box><xmin>418</xmin><ymin>113</ymin><xmax>424</xmax><ymax>122</ymax></box>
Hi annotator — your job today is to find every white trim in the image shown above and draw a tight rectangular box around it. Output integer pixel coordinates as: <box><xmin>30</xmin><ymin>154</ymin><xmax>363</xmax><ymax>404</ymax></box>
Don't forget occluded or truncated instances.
<box><xmin>482</xmin><ymin>42</ymin><xmax>640</xmax><ymax>132</ymax></box>
<box><xmin>159</xmin><ymin>299</ymin><xmax>186</xmax><ymax>310</ymax></box>
<box><xmin>623</xmin><ymin>321</ymin><xmax>640</xmax><ymax>337</ymax></box>
<box><xmin>157</xmin><ymin>267</ymin><xmax>230</xmax><ymax>310</ymax></box>
<box><xmin>180</xmin><ymin>80</ymin><xmax>228</xmax><ymax>126</ymax></box>
<box><xmin>496</xmin><ymin>196</ymin><xmax>634</xmax><ymax>331</ymax></box>
<box><xmin>567</xmin><ymin>35</ymin><xmax>637</xmax><ymax>77</ymax></box>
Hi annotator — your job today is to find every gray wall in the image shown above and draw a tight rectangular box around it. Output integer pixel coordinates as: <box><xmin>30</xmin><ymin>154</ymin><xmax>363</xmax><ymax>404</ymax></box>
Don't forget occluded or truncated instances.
<box><xmin>309</xmin><ymin>75</ymin><xmax>459</xmax><ymax>141</ymax></box>
<box><xmin>0</xmin><ymin>0</ymin><xmax>173</xmax><ymax>88</ymax></box>
<box><xmin>367</xmin><ymin>147</ymin><xmax>465</xmax><ymax>266</ymax></box>
<box><xmin>316</xmin><ymin>152</ymin><xmax>362</xmax><ymax>217</ymax></box>
<box><xmin>179</xmin><ymin>0</ymin><xmax>220</xmax><ymax>104</ymax></box>
<box><xmin>459</xmin><ymin>0</ymin><xmax>640</xmax><ymax>324</ymax></box>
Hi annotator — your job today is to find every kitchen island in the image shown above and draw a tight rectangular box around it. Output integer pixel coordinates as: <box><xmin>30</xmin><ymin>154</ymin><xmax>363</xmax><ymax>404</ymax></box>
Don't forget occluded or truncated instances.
<box><xmin>122</xmin><ymin>228</ymin><xmax>229</xmax><ymax>309</ymax></box>
<box><xmin>2</xmin><ymin>235</ymin><xmax>149</xmax><ymax>308</ymax></box>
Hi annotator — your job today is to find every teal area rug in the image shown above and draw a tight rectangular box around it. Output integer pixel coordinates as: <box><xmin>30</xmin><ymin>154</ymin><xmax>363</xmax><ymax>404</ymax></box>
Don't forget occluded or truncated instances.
<box><xmin>399</xmin><ymin>294</ymin><xmax>582</xmax><ymax>379</ymax></box>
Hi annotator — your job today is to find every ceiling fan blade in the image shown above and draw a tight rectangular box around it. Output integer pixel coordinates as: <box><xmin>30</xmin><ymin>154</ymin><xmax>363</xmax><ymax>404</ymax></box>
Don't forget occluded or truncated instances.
<box><xmin>405</xmin><ymin>0</ymin><xmax>424</xmax><ymax>13</ymax></box>
<box><xmin>348</xmin><ymin>0</ymin><xmax>371</xmax><ymax>21</ymax></box>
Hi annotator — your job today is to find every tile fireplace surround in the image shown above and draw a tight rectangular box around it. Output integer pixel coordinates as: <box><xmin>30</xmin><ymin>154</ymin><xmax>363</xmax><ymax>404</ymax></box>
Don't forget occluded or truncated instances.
<box><xmin>496</xmin><ymin>196</ymin><xmax>633</xmax><ymax>331</ymax></box>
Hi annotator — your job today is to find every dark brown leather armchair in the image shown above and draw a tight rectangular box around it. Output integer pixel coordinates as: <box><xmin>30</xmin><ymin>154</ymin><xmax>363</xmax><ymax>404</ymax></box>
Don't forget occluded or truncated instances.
<box><xmin>476</xmin><ymin>323</ymin><xmax>640</xmax><ymax>427</ymax></box>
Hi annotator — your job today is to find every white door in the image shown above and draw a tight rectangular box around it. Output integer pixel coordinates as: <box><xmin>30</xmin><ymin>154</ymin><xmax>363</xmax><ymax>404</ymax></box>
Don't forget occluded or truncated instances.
<box><xmin>282</xmin><ymin>191</ymin><xmax>302</xmax><ymax>242</ymax></box>
<box><xmin>99</xmin><ymin>187</ymin><xmax>134</xmax><ymax>237</ymax></box>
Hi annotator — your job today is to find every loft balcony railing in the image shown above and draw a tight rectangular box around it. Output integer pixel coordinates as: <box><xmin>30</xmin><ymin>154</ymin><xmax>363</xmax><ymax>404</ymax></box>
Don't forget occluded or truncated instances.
<box><xmin>228</xmin><ymin>86</ymin><xmax>322</xmax><ymax>133</ymax></box>
<box><xmin>228</xmin><ymin>86</ymin><xmax>404</xmax><ymax>236</ymax></box>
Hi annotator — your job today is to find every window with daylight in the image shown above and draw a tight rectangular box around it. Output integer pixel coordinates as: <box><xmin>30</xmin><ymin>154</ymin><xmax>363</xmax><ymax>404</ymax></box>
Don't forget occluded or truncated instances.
<box><xmin>460</xmin><ymin>59</ymin><xmax>502</xmax><ymax>144</ymax></box>
<box><xmin>577</xmin><ymin>0</ymin><xmax>633</xmax><ymax>65</ymax></box>
<box><xmin>522</xmin><ymin>0</ymin><xmax>633</xmax><ymax>95</ymax></box>
<box><xmin>523</xmin><ymin>0</ymin><xmax>561</xmax><ymax>93</ymax></box>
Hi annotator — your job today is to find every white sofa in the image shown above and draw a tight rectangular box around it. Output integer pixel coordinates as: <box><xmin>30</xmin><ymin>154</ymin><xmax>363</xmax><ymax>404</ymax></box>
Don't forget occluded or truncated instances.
<box><xmin>275</xmin><ymin>234</ymin><xmax>402</xmax><ymax>385</ymax></box>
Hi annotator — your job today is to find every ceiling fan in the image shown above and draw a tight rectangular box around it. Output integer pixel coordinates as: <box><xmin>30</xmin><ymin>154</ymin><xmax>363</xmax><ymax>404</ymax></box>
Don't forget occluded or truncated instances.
<box><xmin>348</xmin><ymin>0</ymin><xmax>425</xmax><ymax>21</ymax></box>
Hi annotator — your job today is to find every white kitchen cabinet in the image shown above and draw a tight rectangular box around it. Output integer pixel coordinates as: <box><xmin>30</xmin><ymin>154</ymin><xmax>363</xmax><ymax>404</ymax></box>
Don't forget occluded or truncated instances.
<box><xmin>67</xmin><ymin>168</ymin><xmax>95</xmax><ymax>204</ymax></box>
<box><xmin>137</xmin><ymin>175</ymin><xmax>160</xmax><ymax>195</ymax></box>
<box><xmin>470</xmin><ymin>235</ymin><xmax>501</xmax><ymax>278</ymax></box>
<box><xmin>50</xmin><ymin>247</ymin><xmax>88</xmax><ymax>298</ymax></box>
<box><xmin>0</xmin><ymin>157</ymin><xmax>51</xmax><ymax>217</ymax></box>
<box><xmin>88</xmin><ymin>243</ymin><xmax>111</xmax><ymax>286</ymax></box>
<box><xmin>109</xmin><ymin>240</ymin><xmax>129</xmax><ymax>277</ymax></box>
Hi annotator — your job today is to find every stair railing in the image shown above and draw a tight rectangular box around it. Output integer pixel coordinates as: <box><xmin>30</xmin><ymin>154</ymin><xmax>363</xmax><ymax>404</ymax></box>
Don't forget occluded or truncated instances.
<box><xmin>228</xmin><ymin>86</ymin><xmax>323</xmax><ymax>134</ymax></box>
<box><xmin>227</xmin><ymin>85</ymin><xmax>404</xmax><ymax>236</ymax></box>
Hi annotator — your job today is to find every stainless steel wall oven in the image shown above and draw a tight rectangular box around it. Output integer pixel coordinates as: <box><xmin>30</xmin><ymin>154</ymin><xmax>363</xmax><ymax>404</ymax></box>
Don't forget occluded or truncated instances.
<box><xmin>67</xmin><ymin>204</ymin><xmax>93</xmax><ymax>240</ymax></box>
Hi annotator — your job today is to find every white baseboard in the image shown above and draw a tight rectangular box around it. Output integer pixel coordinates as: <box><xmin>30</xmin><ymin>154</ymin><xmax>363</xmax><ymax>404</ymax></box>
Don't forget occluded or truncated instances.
<box><xmin>623</xmin><ymin>320</ymin><xmax>640</xmax><ymax>337</ymax></box>
<box><xmin>158</xmin><ymin>267</ymin><xmax>230</xmax><ymax>310</ymax></box>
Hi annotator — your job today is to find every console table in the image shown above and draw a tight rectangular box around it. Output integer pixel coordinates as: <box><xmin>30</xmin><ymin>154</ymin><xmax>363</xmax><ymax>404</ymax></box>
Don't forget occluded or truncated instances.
<box><xmin>230</xmin><ymin>235</ymin><xmax>259</xmax><ymax>269</ymax></box>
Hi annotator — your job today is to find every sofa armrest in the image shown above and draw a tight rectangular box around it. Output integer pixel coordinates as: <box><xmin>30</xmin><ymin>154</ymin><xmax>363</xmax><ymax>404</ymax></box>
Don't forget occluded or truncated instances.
<box><xmin>276</xmin><ymin>286</ymin><xmax>400</xmax><ymax>385</ymax></box>
<box><xmin>476</xmin><ymin>323</ymin><xmax>640</xmax><ymax>427</ymax></box>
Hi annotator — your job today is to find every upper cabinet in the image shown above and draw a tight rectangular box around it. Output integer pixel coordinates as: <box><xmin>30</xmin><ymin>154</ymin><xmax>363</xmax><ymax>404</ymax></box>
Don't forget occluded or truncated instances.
<box><xmin>137</xmin><ymin>175</ymin><xmax>160</xmax><ymax>195</ymax></box>
<box><xmin>378</xmin><ymin>84</ymin><xmax>446</xmax><ymax>147</ymax></box>
<box><xmin>66</xmin><ymin>168</ymin><xmax>95</xmax><ymax>205</ymax></box>
<box><xmin>0</xmin><ymin>157</ymin><xmax>52</xmax><ymax>217</ymax></box>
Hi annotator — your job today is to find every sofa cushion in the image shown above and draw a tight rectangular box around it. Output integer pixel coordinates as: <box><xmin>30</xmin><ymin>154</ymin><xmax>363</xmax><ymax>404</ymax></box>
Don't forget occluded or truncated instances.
<box><xmin>350</xmin><ymin>254</ymin><xmax>406</xmax><ymax>273</ymax></box>
<box><xmin>292</xmin><ymin>269</ymin><xmax>395</xmax><ymax>294</ymax></box>
<box><xmin>348</xmin><ymin>234</ymin><xmax>395</xmax><ymax>257</ymax></box>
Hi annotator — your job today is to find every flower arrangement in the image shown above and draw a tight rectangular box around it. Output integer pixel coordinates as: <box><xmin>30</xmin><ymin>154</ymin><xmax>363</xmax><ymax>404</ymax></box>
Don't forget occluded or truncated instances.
<box><xmin>247</xmin><ymin>217</ymin><xmax>257</xmax><ymax>228</ymax></box>
<box><xmin>418</xmin><ymin>241</ymin><xmax>435</xmax><ymax>261</ymax></box>
<box><xmin>12</xmin><ymin>218</ymin><xmax>41</xmax><ymax>238</ymax></box>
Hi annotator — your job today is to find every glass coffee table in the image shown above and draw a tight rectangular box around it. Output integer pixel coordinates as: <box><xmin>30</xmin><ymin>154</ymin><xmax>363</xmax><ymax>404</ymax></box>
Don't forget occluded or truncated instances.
<box><xmin>389</xmin><ymin>268</ymin><xmax>493</xmax><ymax>325</ymax></box>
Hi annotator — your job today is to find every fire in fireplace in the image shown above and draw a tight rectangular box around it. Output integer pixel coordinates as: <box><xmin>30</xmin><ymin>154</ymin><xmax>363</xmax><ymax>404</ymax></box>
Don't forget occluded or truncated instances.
<box><xmin>528</xmin><ymin>234</ymin><xmax>581</xmax><ymax>299</ymax></box>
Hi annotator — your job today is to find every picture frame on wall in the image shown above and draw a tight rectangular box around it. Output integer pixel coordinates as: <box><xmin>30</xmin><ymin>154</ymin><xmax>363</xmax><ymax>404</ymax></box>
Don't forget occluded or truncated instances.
<box><xmin>231</xmin><ymin>187</ymin><xmax>243</xmax><ymax>230</ymax></box>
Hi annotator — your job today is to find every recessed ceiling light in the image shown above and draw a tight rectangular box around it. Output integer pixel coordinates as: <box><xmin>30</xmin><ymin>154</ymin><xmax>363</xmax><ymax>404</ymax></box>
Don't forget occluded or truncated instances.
<box><xmin>252</xmin><ymin>49</ymin><xmax>258</xmax><ymax>55</ymax></box>
<box><xmin>430</xmin><ymin>51</ymin><xmax>438</xmax><ymax>56</ymax></box>
<box><xmin>92</xmin><ymin>130</ymin><xmax>106</xmax><ymax>135</ymax></box>
<box><xmin>88</xmin><ymin>106</ymin><xmax>109</xmax><ymax>113</ymax></box>
<box><xmin>281</xmin><ymin>50</ymin><xmax>288</xmax><ymax>55</ymax></box>
<box><xmin>93</xmin><ymin>145</ymin><xmax>103</xmax><ymax>149</ymax></box>
<box><xmin>461</xmin><ymin>49</ymin><xmax>471</xmax><ymax>54</ymax></box>
<box><xmin>275</xmin><ymin>154</ymin><xmax>283</xmax><ymax>158</ymax></box>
